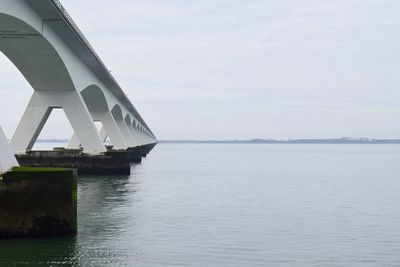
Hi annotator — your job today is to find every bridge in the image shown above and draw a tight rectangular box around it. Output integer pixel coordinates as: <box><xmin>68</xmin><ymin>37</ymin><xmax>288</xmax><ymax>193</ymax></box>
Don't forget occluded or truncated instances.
<box><xmin>0</xmin><ymin>0</ymin><xmax>157</xmax><ymax>172</ymax></box>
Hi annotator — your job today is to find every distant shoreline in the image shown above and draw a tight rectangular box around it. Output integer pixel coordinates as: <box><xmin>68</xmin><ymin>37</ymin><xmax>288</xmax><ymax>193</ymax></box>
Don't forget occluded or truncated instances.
<box><xmin>36</xmin><ymin>138</ymin><xmax>400</xmax><ymax>145</ymax></box>
<box><xmin>159</xmin><ymin>138</ymin><xmax>400</xmax><ymax>144</ymax></box>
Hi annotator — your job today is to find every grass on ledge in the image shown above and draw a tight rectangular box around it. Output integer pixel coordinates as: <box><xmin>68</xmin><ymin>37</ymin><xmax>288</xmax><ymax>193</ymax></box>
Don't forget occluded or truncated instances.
<box><xmin>11</xmin><ymin>167</ymin><xmax>72</xmax><ymax>172</ymax></box>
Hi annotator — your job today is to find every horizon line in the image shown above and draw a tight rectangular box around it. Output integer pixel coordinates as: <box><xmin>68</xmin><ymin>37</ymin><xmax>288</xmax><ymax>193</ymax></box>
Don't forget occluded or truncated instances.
<box><xmin>35</xmin><ymin>137</ymin><xmax>400</xmax><ymax>144</ymax></box>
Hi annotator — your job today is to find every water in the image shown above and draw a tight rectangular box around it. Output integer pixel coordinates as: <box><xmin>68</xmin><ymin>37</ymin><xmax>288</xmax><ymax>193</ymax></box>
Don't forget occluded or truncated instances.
<box><xmin>0</xmin><ymin>144</ymin><xmax>400</xmax><ymax>266</ymax></box>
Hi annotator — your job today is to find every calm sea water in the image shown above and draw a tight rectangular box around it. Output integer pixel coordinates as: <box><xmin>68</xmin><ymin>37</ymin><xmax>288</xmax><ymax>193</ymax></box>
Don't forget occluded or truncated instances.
<box><xmin>0</xmin><ymin>143</ymin><xmax>400</xmax><ymax>266</ymax></box>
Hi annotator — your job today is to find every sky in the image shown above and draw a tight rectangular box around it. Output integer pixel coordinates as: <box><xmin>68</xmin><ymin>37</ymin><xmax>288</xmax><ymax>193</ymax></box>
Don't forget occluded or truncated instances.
<box><xmin>1</xmin><ymin>0</ymin><xmax>400</xmax><ymax>140</ymax></box>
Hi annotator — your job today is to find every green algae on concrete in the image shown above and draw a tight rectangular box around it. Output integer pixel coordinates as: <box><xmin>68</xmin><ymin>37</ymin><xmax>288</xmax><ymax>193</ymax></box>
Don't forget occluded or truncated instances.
<box><xmin>16</xmin><ymin>150</ymin><xmax>133</xmax><ymax>175</ymax></box>
<box><xmin>0</xmin><ymin>167</ymin><xmax>77</xmax><ymax>238</ymax></box>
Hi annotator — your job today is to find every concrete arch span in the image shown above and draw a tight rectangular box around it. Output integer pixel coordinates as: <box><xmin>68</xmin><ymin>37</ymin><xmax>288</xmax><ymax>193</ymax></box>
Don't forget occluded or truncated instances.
<box><xmin>69</xmin><ymin>85</ymin><xmax>151</xmax><ymax>150</ymax></box>
<box><xmin>125</xmin><ymin>114</ymin><xmax>141</xmax><ymax>147</ymax></box>
<box><xmin>0</xmin><ymin>14</ymin><xmax>106</xmax><ymax>154</ymax></box>
<box><xmin>110</xmin><ymin>104</ymin><xmax>137</xmax><ymax>147</ymax></box>
<box><xmin>71</xmin><ymin>85</ymin><xmax>127</xmax><ymax>150</ymax></box>
<box><xmin>0</xmin><ymin>13</ymin><xmax>75</xmax><ymax>91</ymax></box>
<box><xmin>0</xmin><ymin>1</ymin><xmax>156</xmax><ymax>156</ymax></box>
<box><xmin>129</xmin><ymin>117</ymin><xmax>150</xmax><ymax>145</ymax></box>
<box><xmin>81</xmin><ymin>85</ymin><xmax>109</xmax><ymax>112</ymax></box>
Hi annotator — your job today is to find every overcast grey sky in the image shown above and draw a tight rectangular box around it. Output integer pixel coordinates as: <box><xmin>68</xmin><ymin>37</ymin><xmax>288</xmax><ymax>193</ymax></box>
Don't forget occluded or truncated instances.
<box><xmin>1</xmin><ymin>0</ymin><xmax>400</xmax><ymax>140</ymax></box>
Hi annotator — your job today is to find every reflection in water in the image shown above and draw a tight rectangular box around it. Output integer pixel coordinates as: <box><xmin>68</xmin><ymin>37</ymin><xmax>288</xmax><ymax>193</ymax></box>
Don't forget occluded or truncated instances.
<box><xmin>76</xmin><ymin>173</ymin><xmax>138</xmax><ymax>266</ymax></box>
<box><xmin>1</xmin><ymin>144</ymin><xmax>400</xmax><ymax>266</ymax></box>
<box><xmin>0</xmin><ymin>237</ymin><xmax>77</xmax><ymax>266</ymax></box>
<box><xmin>0</xmin><ymin>172</ymin><xmax>136</xmax><ymax>266</ymax></box>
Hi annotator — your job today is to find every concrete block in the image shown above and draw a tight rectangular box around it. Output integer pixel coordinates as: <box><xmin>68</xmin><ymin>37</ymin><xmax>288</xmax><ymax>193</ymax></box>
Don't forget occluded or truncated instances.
<box><xmin>0</xmin><ymin>167</ymin><xmax>77</xmax><ymax>238</ymax></box>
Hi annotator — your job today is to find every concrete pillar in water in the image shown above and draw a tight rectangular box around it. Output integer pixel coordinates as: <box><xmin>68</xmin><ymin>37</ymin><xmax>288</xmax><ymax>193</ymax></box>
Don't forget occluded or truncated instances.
<box><xmin>11</xmin><ymin>91</ymin><xmax>106</xmax><ymax>155</ymax></box>
<box><xmin>0</xmin><ymin>167</ymin><xmax>77</xmax><ymax>237</ymax></box>
<box><xmin>0</xmin><ymin>127</ymin><xmax>19</xmax><ymax>173</ymax></box>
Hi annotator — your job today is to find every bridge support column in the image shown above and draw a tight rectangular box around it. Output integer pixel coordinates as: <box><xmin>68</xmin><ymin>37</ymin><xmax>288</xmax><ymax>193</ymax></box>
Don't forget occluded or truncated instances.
<box><xmin>124</xmin><ymin>117</ymin><xmax>138</xmax><ymax>147</ymax></box>
<box><xmin>110</xmin><ymin>109</ymin><xmax>134</xmax><ymax>148</ymax></box>
<box><xmin>130</xmin><ymin>120</ymin><xmax>144</xmax><ymax>146</ymax></box>
<box><xmin>68</xmin><ymin>126</ymin><xmax>108</xmax><ymax>149</ymax></box>
<box><xmin>68</xmin><ymin>113</ymin><xmax>126</xmax><ymax>150</ymax></box>
<box><xmin>114</xmin><ymin>120</ymin><xmax>134</xmax><ymax>147</ymax></box>
<box><xmin>144</xmin><ymin>133</ymin><xmax>153</xmax><ymax>144</ymax></box>
<box><xmin>132</xmin><ymin>124</ymin><xmax>144</xmax><ymax>146</ymax></box>
<box><xmin>67</xmin><ymin>133</ymin><xmax>80</xmax><ymax>149</ymax></box>
<box><xmin>0</xmin><ymin>127</ymin><xmax>19</xmax><ymax>173</ymax></box>
<box><xmin>137</xmin><ymin>131</ymin><xmax>146</xmax><ymax>145</ymax></box>
<box><xmin>145</xmin><ymin>134</ymin><xmax>154</xmax><ymax>144</ymax></box>
<box><xmin>140</xmin><ymin>131</ymin><xmax>149</xmax><ymax>145</ymax></box>
<box><xmin>139</xmin><ymin>129</ymin><xmax>151</xmax><ymax>145</ymax></box>
<box><xmin>12</xmin><ymin>91</ymin><xmax>106</xmax><ymax>154</ymax></box>
<box><xmin>99</xmin><ymin>126</ymin><xmax>108</xmax><ymax>143</ymax></box>
<box><xmin>91</xmin><ymin>112</ymin><xmax>127</xmax><ymax>150</ymax></box>
<box><xmin>128</xmin><ymin>125</ymin><xmax>140</xmax><ymax>147</ymax></box>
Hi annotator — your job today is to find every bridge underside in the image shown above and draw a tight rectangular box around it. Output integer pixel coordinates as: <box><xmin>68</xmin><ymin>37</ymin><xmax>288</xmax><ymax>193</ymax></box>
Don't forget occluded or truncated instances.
<box><xmin>0</xmin><ymin>0</ymin><xmax>157</xmax><ymax>172</ymax></box>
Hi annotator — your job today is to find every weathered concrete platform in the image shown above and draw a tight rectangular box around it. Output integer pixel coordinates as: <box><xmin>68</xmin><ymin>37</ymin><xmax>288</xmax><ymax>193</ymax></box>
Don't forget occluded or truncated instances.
<box><xmin>128</xmin><ymin>143</ymin><xmax>157</xmax><ymax>158</ymax></box>
<box><xmin>16</xmin><ymin>150</ymin><xmax>133</xmax><ymax>175</ymax></box>
<box><xmin>14</xmin><ymin>143</ymin><xmax>157</xmax><ymax>175</ymax></box>
<box><xmin>0</xmin><ymin>167</ymin><xmax>77</xmax><ymax>238</ymax></box>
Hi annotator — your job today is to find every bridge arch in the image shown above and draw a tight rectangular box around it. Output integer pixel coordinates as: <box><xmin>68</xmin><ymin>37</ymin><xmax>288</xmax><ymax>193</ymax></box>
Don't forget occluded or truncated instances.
<box><xmin>124</xmin><ymin>114</ymin><xmax>139</xmax><ymax>147</ymax></box>
<box><xmin>111</xmin><ymin>104</ymin><xmax>124</xmax><ymax>121</ymax></box>
<box><xmin>0</xmin><ymin>2</ymin><xmax>156</xmax><ymax>154</ymax></box>
<box><xmin>0</xmin><ymin>13</ymin><xmax>105</xmax><ymax>154</ymax></box>
<box><xmin>111</xmin><ymin>104</ymin><xmax>135</xmax><ymax>147</ymax></box>
<box><xmin>0</xmin><ymin>13</ymin><xmax>75</xmax><ymax>92</ymax></box>
<box><xmin>124</xmin><ymin>114</ymin><xmax>132</xmax><ymax>126</ymax></box>
<box><xmin>81</xmin><ymin>85</ymin><xmax>109</xmax><ymax>112</ymax></box>
<box><xmin>69</xmin><ymin>86</ymin><xmax>128</xmax><ymax>150</ymax></box>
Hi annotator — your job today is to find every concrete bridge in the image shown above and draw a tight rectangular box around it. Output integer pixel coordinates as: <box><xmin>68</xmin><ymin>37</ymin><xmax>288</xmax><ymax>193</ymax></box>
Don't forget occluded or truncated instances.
<box><xmin>0</xmin><ymin>0</ymin><xmax>157</xmax><ymax>172</ymax></box>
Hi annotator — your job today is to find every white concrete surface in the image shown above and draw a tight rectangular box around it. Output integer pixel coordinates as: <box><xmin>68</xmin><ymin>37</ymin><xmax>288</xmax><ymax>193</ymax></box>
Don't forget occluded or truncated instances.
<box><xmin>0</xmin><ymin>127</ymin><xmax>19</xmax><ymax>173</ymax></box>
<box><xmin>0</xmin><ymin>0</ymin><xmax>156</xmax><ymax>156</ymax></box>
<box><xmin>11</xmin><ymin>91</ymin><xmax>106</xmax><ymax>154</ymax></box>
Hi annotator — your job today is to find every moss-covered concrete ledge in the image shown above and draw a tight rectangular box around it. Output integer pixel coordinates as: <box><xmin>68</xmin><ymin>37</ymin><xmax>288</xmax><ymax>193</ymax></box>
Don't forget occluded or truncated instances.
<box><xmin>0</xmin><ymin>167</ymin><xmax>77</xmax><ymax>238</ymax></box>
<box><xmin>14</xmin><ymin>143</ymin><xmax>157</xmax><ymax>175</ymax></box>
<box><xmin>15</xmin><ymin>150</ymin><xmax>134</xmax><ymax>175</ymax></box>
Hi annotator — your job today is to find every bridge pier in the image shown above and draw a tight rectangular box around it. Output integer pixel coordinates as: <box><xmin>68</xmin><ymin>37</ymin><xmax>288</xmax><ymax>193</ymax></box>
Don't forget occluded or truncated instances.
<box><xmin>0</xmin><ymin>167</ymin><xmax>77</xmax><ymax>238</ymax></box>
<box><xmin>0</xmin><ymin>0</ymin><xmax>158</xmax><ymax>176</ymax></box>
<box><xmin>93</xmin><ymin>111</ymin><xmax>128</xmax><ymax>149</ymax></box>
<box><xmin>11</xmin><ymin>91</ymin><xmax>106</xmax><ymax>155</ymax></box>
<box><xmin>15</xmin><ymin>150</ymin><xmax>135</xmax><ymax>175</ymax></box>
<box><xmin>0</xmin><ymin>127</ymin><xmax>19</xmax><ymax>173</ymax></box>
<box><xmin>14</xmin><ymin>142</ymin><xmax>157</xmax><ymax>175</ymax></box>
<box><xmin>125</xmin><ymin>115</ymin><xmax>139</xmax><ymax>147</ymax></box>
<box><xmin>0</xmin><ymin>0</ymin><xmax>159</xmax><ymax>240</ymax></box>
